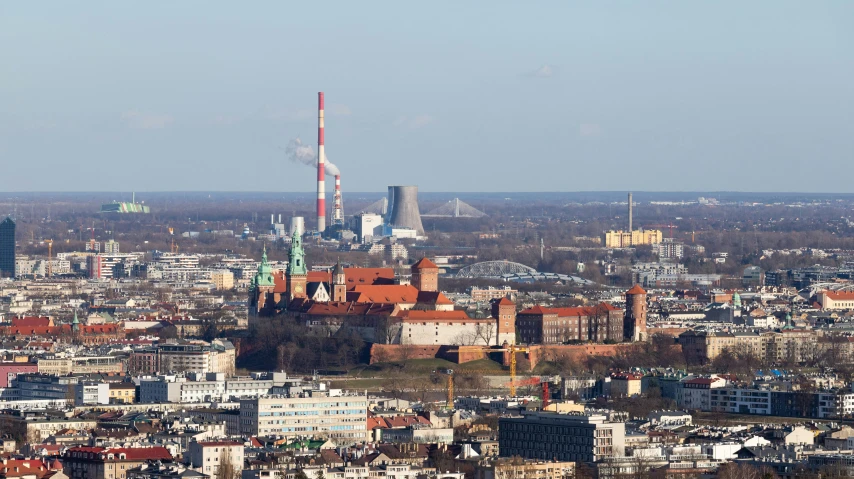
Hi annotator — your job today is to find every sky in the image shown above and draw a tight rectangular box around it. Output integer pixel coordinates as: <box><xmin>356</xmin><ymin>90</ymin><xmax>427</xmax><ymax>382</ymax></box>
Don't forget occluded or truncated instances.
<box><xmin>1</xmin><ymin>1</ymin><xmax>852</xmax><ymax>193</ymax></box>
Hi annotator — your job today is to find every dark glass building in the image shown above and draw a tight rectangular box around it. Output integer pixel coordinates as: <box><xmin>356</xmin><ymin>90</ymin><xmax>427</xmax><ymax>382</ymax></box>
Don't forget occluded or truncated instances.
<box><xmin>0</xmin><ymin>217</ymin><xmax>15</xmax><ymax>278</ymax></box>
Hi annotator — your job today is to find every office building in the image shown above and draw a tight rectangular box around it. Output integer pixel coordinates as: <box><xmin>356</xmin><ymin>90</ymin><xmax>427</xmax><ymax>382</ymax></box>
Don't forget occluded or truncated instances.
<box><xmin>239</xmin><ymin>392</ymin><xmax>368</xmax><ymax>443</ymax></box>
<box><xmin>0</xmin><ymin>217</ymin><xmax>14</xmax><ymax>278</ymax></box>
<box><xmin>499</xmin><ymin>411</ymin><xmax>626</xmax><ymax>462</ymax></box>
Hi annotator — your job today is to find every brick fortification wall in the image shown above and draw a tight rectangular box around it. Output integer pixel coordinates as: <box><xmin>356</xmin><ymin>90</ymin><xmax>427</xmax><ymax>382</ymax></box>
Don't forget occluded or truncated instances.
<box><xmin>368</xmin><ymin>343</ymin><xmax>681</xmax><ymax>370</ymax></box>
<box><xmin>369</xmin><ymin>344</ymin><xmax>443</xmax><ymax>364</ymax></box>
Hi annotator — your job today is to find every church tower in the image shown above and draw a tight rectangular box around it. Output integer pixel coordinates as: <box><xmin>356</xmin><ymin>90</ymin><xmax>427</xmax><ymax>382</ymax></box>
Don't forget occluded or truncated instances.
<box><xmin>287</xmin><ymin>232</ymin><xmax>308</xmax><ymax>300</ymax></box>
<box><xmin>332</xmin><ymin>259</ymin><xmax>347</xmax><ymax>302</ymax></box>
<box><xmin>250</xmin><ymin>245</ymin><xmax>276</xmax><ymax>314</ymax></box>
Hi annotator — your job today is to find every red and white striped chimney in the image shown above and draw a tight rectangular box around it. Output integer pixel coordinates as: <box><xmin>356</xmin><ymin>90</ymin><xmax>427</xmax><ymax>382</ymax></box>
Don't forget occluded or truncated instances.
<box><xmin>317</xmin><ymin>92</ymin><xmax>326</xmax><ymax>233</ymax></box>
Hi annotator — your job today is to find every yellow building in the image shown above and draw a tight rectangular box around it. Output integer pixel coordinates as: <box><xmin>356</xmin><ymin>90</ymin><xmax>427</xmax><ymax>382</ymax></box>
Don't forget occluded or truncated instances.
<box><xmin>476</xmin><ymin>461</ymin><xmax>575</xmax><ymax>479</ymax></box>
<box><xmin>604</xmin><ymin>229</ymin><xmax>663</xmax><ymax>248</ymax></box>
<box><xmin>210</xmin><ymin>270</ymin><xmax>235</xmax><ymax>290</ymax></box>
<box><xmin>108</xmin><ymin>383</ymin><xmax>136</xmax><ymax>404</ymax></box>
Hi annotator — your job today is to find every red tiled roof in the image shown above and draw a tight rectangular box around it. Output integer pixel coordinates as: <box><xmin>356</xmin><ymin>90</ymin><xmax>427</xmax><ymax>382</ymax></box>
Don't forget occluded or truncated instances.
<box><xmin>12</xmin><ymin>316</ymin><xmax>53</xmax><ymax>328</ymax></box>
<box><xmin>415</xmin><ymin>291</ymin><xmax>454</xmax><ymax>305</ymax></box>
<box><xmin>396</xmin><ymin>310</ymin><xmax>471</xmax><ymax>321</ymax></box>
<box><xmin>0</xmin><ymin>459</ymin><xmax>50</xmax><ymax>478</ymax></box>
<box><xmin>823</xmin><ymin>290</ymin><xmax>854</xmax><ymax>301</ymax></box>
<box><xmin>292</xmin><ymin>301</ymin><xmax>397</xmax><ymax>317</ymax></box>
<box><xmin>495</xmin><ymin>297</ymin><xmax>515</xmax><ymax>306</ymax></box>
<box><xmin>350</xmin><ymin>284</ymin><xmax>419</xmax><ymax>304</ymax></box>
<box><xmin>272</xmin><ymin>268</ymin><xmax>395</xmax><ymax>293</ymax></box>
<box><xmin>521</xmin><ymin>305</ymin><xmax>550</xmax><ymax>315</ymax></box>
<box><xmin>627</xmin><ymin>284</ymin><xmax>647</xmax><ymax>295</ymax></box>
<box><xmin>412</xmin><ymin>257</ymin><xmax>438</xmax><ymax>270</ymax></box>
<box><xmin>519</xmin><ymin>302</ymin><xmax>620</xmax><ymax>317</ymax></box>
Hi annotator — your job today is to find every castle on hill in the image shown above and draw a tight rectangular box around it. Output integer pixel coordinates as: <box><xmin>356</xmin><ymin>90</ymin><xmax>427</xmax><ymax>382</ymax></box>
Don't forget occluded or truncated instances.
<box><xmin>248</xmin><ymin>237</ymin><xmax>646</xmax><ymax>346</ymax></box>
<box><xmin>248</xmin><ymin>236</ymin><xmax>516</xmax><ymax>346</ymax></box>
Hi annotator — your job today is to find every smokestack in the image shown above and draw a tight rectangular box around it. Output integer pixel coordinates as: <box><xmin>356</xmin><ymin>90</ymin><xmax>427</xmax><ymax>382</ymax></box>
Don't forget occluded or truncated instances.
<box><xmin>332</xmin><ymin>174</ymin><xmax>344</xmax><ymax>226</ymax></box>
<box><xmin>278</xmin><ymin>214</ymin><xmax>282</xmax><ymax>223</ymax></box>
<box><xmin>317</xmin><ymin>92</ymin><xmax>326</xmax><ymax>233</ymax></box>
<box><xmin>628</xmin><ymin>192</ymin><xmax>633</xmax><ymax>232</ymax></box>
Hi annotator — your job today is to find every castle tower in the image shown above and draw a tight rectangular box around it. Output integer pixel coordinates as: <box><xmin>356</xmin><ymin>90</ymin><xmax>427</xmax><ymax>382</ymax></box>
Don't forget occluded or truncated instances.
<box><xmin>491</xmin><ymin>297</ymin><xmax>517</xmax><ymax>346</ymax></box>
<box><xmin>411</xmin><ymin>257</ymin><xmax>438</xmax><ymax>293</ymax></box>
<box><xmin>624</xmin><ymin>284</ymin><xmax>648</xmax><ymax>342</ymax></box>
<box><xmin>332</xmin><ymin>259</ymin><xmax>346</xmax><ymax>302</ymax></box>
<box><xmin>250</xmin><ymin>245</ymin><xmax>276</xmax><ymax>314</ymax></box>
<box><xmin>287</xmin><ymin>232</ymin><xmax>308</xmax><ymax>300</ymax></box>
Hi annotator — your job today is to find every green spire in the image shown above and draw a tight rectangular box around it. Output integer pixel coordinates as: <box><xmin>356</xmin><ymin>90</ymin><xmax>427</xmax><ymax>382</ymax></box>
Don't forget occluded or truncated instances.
<box><xmin>287</xmin><ymin>231</ymin><xmax>307</xmax><ymax>276</ymax></box>
<box><xmin>254</xmin><ymin>244</ymin><xmax>275</xmax><ymax>287</ymax></box>
<box><xmin>72</xmin><ymin>310</ymin><xmax>80</xmax><ymax>331</ymax></box>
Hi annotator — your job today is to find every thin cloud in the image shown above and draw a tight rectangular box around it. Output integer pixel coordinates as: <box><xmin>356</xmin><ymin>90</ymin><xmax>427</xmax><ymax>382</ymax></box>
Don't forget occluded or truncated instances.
<box><xmin>121</xmin><ymin>110</ymin><xmax>173</xmax><ymax>129</ymax></box>
<box><xmin>395</xmin><ymin>114</ymin><xmax>434</xmax><ymax>129</ymax></box>
<box><xmin>530</xmin><ymin>64</ymin><xmax>557</xmax><ymax>78</ymax></box>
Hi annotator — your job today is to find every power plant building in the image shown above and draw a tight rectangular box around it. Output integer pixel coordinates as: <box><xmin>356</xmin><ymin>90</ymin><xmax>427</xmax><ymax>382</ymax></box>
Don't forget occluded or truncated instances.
<box><xmin>386</xmin><ymin>185</ymin><xmax>424</xmax><ymax>236</ymax></box>
<box><xmin>356</xmin><ymin>213</ymin><xmax>383</xmax><ymax>243</ymax></box>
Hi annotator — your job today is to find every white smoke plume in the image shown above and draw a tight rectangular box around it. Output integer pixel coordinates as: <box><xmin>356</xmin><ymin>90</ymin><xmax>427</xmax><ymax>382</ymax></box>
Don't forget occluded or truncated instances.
<box><xmin>285</xmin><ymin>137</ymin><xmax>340</xmax><ymax>176</ymax></box>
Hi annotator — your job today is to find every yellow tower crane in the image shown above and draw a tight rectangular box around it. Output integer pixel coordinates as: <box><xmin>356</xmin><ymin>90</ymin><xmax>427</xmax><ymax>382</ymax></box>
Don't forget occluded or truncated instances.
<box><xmin>443</xmin><ymin>344</ymin><xmax>531</xmax><ymax>407</ymax></box>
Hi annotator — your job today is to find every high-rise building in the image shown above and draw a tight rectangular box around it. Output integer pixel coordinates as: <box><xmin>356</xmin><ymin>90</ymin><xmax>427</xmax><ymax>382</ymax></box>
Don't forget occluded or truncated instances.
<box><xmin>0</xmin><ymin>217</ymin><xmax>15</xmax><ymax>278</ymax></box>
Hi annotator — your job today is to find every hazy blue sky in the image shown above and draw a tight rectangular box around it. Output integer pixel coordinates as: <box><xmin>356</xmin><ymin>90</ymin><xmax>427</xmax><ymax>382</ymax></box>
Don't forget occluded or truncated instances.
<box><xmin>1</xmin><ymin>1</ymin><xmax>852</xmax><ymax>192</ymax></box>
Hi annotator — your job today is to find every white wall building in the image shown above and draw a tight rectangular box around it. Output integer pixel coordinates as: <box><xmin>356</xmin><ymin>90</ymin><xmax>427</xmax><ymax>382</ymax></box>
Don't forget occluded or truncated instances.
<box><xmin>239</xmin><ymin>393</ymin><xmax>368</xmax><ymax>444</ymax></box>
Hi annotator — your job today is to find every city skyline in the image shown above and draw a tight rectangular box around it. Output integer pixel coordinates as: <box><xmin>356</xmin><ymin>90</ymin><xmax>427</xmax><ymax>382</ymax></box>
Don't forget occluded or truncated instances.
<box><xmin>2</xmin><ymin>1</ymin><xmax>852</xmax><ymax>193</ymax></box>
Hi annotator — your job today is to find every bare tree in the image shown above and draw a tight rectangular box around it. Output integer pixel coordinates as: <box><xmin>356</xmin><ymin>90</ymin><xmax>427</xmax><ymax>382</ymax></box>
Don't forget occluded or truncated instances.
<box><xmin>215</xmin><ymin>449</ymin><xmax>240</xmax><ymax>479</ymax></box>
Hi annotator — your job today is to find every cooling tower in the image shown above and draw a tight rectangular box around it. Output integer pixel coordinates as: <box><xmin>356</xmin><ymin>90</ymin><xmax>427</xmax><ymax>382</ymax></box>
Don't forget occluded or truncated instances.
<box><xmin>289</xmin><ymin>216</ymin><xmax>305</xmax><ymax>237</ymax></box>
<box><xmin>387</xmin><ymin>185</ymin><xmax>424</xmax><ymax>235</ymax></box>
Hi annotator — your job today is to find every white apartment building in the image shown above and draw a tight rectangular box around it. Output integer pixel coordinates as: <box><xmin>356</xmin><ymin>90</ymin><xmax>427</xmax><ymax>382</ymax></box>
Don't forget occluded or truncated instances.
<box><xmin>244</xmin><ymin>465</ymin><xmax>464</xmax><ymax>479</ymax></box>
<box><xmin>138</xmin><ymin>373</ymin><xmax>277</xmax><ymax>403</ymax></box>
<box><xmin>239</xmin><ymin>393</ymin><xmax>368</xmax><ymax>443</ymax></box>
<box><xmin>158</xmin><ymin>340</ymin><xmax>235</xmax><ymax>376</ymax></box>
<box><xmin>675</xmin><ymin>377</ymin><xmax>728</xmax><ymax>411</ymax></box>
<box><xmin>74</xmin><ymin>382</ymin><xmax>110</xmax><ymax>405</ymax></box>
<box><xmin>187</xmin><ymin>440</ymin><xmax>244</xmax><ymax>477</ymax></box>
<box><xmin>153</xmin><ymin>252</ymin><xmax>201</xmax><ymax>268</ymax></box>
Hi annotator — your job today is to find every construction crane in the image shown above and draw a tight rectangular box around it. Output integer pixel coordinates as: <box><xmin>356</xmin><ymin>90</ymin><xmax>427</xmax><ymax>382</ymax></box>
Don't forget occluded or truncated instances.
<box><xmin>444</xmin><ymin>344</ymin><xmax>531</xmax><ymax>400</ymax></box>
<box><xmin>45</xmin><ymin>239</ymin><xmax>53</xmax><ymax>277</ymax></box>
<box><xmin>439</xmin><ymin>369</ymin><xmax>507</xmax><ymax>408</ymax></box>
<box><xmin>89</xmin><ymin>221</ymin><xmax>96</xmax><ymax>252</ymax></box>
<box><xmin>645</xmin><ymin>223</ymin><xmax>679</xmax><ymax>238</ymax></box>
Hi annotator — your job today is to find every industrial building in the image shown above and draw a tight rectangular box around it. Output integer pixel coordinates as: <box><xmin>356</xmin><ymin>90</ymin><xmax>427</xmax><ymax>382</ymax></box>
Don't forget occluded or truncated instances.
<box><xmin>603</xmin><ymin>193</ymin><xmax>663</xmax><ymax>247</ymax></box>
<box><xmin>386</xmin><ymin>185</ymin><xmax>425</xmax><ymax>235</ymax></box>
<box><xmin>99</xmin><ymin>194</ymin><xmax>150</xmax><ymax>213</ymax></box>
